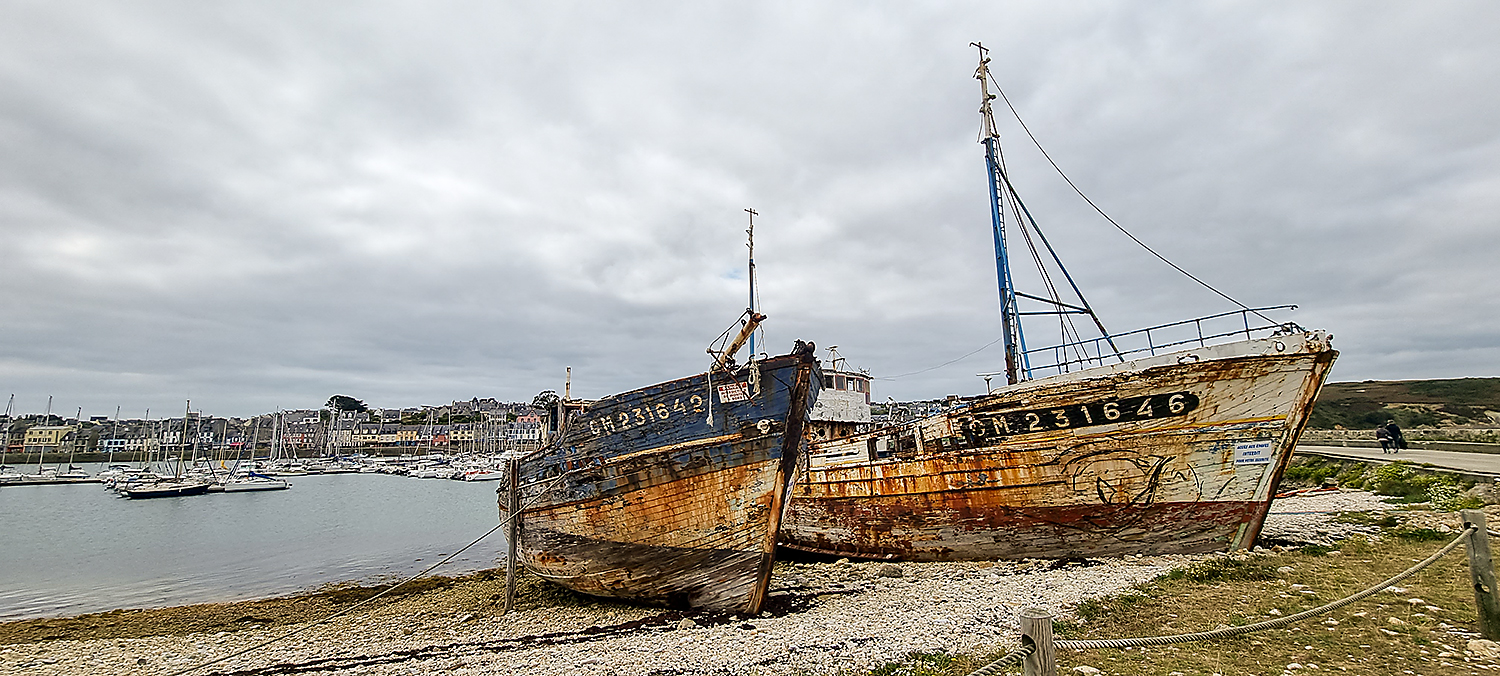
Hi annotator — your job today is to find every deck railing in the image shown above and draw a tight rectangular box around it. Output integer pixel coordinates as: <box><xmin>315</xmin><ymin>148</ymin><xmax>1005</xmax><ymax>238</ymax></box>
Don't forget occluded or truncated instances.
<box><xmin>981</xmin><ymin>305</ymin><xmax>1301</xmax><ymax>381</ymax></box>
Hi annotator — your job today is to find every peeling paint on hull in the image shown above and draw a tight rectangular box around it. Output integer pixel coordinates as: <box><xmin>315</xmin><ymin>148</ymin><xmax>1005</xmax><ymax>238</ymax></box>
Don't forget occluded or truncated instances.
<box><xmin>503</xmin><ymin>351</ymin><xmax>820</xmax><ymax>613</ymax></box>
<box><xmin>783</xmin><ymin>332</ymin><xmax>1336</xmax><ymax>561</ymax></box>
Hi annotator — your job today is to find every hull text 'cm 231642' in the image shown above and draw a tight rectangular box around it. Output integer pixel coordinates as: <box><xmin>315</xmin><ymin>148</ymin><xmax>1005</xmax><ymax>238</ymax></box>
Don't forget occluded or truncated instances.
<box><xmin>501</xmin><ymin>315</ymin><xmax>821</xmax><ymax>614</ymax></box>
<box><xmin>779</xmin><ymin>45</ymin><xmax>1337</xmax><ymax>562</ymax></box>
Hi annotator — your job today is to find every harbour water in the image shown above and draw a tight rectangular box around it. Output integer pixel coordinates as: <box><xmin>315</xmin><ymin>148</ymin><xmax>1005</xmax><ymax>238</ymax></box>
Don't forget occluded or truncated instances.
<box><xmin>0</xmin><ymin>466</ymin><xmax>507</xmax><ymax>621</ymax></box>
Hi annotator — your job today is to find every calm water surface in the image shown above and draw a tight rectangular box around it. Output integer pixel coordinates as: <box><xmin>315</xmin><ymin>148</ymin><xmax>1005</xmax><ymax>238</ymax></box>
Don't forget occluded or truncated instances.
<box><xmin>0</xmin><ymin>467</ymin><xmax>507</xmax><ymax>620</ymax></box>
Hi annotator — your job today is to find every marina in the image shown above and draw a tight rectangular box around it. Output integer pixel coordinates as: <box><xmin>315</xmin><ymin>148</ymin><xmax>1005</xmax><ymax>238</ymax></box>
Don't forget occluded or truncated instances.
<box><xmin>0</xmin><ymin>467</ymin><xmax>505</xmax><ymax>621</ymax></box>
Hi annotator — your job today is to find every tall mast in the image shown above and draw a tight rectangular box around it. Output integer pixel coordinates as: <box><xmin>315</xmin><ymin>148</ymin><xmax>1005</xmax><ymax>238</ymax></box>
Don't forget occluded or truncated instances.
<box><xmin>178</xmin><ymin>400</ymin><xmax>191</xmax><ymax>478</ymax></box>
<box><xmin>974</xmin><ymin>43</ymin><xmax>1025</xmax><ymax>386</ymax></box>
<box><xmin>39</xmin><ymin>395</ymin><xmax>51</xmax><ymax>472</ymax></box>
<box><xmin>1</xmin><ymin>394</ymin><xmax>13</xmax><ymax>470</ymax></box>
<box><xmin>142</xmin><ymin>408</ymin><xmax>151</xmax><ymax>470</ymax></box>
<box><xmin>109</xmin><ymin>405</ymin><xmax>120</xmax><ymax>465</ymax></box>
<box><xmin>745</xmin><ymin>207</ymin><xmax>758</xmax><ymax>362</ymax></box>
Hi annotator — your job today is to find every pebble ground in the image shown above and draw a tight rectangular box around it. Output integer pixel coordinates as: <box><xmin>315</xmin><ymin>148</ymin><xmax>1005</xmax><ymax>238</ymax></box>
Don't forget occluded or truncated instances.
<box><xmin>0</xmin><ymin>490</ymin><xmax>1434</xmax><ymax>676</ymax></box>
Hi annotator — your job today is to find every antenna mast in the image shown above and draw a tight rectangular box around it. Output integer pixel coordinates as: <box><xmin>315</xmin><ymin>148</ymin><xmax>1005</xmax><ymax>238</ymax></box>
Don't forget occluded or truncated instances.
<box><xmin>745</xmin><ymin>207</ymin><xmax>758</xmax><ymax>361</ymax></box>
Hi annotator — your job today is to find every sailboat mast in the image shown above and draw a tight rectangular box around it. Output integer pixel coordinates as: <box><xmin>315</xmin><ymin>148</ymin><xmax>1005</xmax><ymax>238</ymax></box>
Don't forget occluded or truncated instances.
<box><xmin>141</xmin><ymin>408</ymin><xmax>151</xmax><ymax>470</ymax></box>
<box><xmin>1</xmin><ymin>394</ymin><xmax>13</xmax><ymax>470</ymax></box>
<box><xmin>108</xmin><ymin>405</ymin><xmax>120</xmax><ymax>465</ymax></box>
<box><xmin>39</xmin><ymin>395</ymin><xmax>51</xmax><ymax>472</ymax></box>
<box><xmin>178</xmin><ymin>400</ymin><xmax>191</xmax><ymax>478</ymax></box>
<box><xmin>68</xmin><ymin>406</ymin><xmax>81</xmax><ymax>471</ymax></box>
<box><xmin>745</xmin><ymin>207</ymin><xmax>758</xmax><ymax>362</ymax></box>
<box><xmin>974</xmin><ymin>44</ymin><xmax>1024</xmax><ymax>386</ymax></box>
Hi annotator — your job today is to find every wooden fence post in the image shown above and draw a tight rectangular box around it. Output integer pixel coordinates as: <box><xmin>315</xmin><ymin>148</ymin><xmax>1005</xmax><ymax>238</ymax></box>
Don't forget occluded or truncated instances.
<box><xmin>1019</xmin><ymin>607</ymin><xmax>1056</xmax><ymax>676</ymax></box>
<box><xmin>1461</xmin><ymin>509</ymin><xmax>1500</xmax><ymax>640</ymax></box>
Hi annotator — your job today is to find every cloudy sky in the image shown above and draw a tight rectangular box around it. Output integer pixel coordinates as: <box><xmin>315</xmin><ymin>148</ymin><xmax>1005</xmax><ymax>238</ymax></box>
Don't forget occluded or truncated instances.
<box><xmin>1</xmin><ymin>2</ymin><xmax>1496</xmax><ymax>419</ymax></box>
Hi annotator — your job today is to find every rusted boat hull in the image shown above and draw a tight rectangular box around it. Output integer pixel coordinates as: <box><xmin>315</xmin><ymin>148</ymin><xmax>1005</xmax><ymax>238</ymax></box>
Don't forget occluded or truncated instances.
<box><xmin>503</xmin><ymin>350</ymin><xmax>820</xmax><ymax>613</ymax></box>
<box><xmin>782</xmin><ymin>331</ymin><xmax>1336</xmax><ymax>561</ymax></box>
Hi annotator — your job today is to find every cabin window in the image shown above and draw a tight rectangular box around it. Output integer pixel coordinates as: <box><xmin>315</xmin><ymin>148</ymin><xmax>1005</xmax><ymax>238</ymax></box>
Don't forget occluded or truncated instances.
<box><xmin>835</xmin><ymin>375</ymin><xmax>846</xmax><ymax>390</ymax></box>
<box><xmin>823</xmin><ymin>375</ymin><xmax>834</xmax><ymax>389</ymax></box>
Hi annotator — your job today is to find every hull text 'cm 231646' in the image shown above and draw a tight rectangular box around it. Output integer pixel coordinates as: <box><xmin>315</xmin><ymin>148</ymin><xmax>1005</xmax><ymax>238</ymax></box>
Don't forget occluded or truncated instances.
<box><xmin>501</xmin><ymin>314</ymin><xmax>821</xmax><ymax>614</ymax></box>
<box><xmin>779</xmin><ymin>45</ymin><xmax>1337</xmax><ymax>562</ymax></box>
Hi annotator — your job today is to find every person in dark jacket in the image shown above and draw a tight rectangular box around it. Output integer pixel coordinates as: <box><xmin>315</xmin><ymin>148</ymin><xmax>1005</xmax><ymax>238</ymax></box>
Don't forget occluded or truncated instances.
<box><xmin>1385</xmin><ymin>420</ymin><xmax>1407</xmax><ymax>452</ymax></box>
<box><xmin>1376</xmin><ymin>426</ymin><xmax>1394</xmax><ymax>453</ymax></box>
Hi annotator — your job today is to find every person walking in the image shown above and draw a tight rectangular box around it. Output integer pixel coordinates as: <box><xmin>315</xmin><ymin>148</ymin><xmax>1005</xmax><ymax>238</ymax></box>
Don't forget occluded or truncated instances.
<box><xmin>1376</xmin><ymin>426</ymin><xmax>1394</xmax><ymax>454</ymax></box>
<box><xmin>1385</xmin><ymin>420</ymin><xmax>1407</xmax><ymax>452</ymax></box>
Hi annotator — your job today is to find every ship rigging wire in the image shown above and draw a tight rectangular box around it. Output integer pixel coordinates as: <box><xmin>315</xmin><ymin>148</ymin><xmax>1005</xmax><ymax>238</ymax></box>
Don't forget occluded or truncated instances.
<box><xmin>984</xmin><ymin>69</ymin><xmax>1278</xmax><ymax>328</ymax></box>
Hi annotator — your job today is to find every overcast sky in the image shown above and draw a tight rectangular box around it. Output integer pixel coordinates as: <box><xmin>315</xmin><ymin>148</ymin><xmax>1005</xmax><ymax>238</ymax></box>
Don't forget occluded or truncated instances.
<box><xmin>2</xmin><ymin>2</ymin><xmax>1497</xmax><ymax>419</ymax></box>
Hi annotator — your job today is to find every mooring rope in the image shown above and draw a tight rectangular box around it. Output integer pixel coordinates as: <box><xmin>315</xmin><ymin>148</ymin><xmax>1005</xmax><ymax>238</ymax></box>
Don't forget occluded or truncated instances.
<box><xmin>966</xmin><ymin>642</ymin><xmax>1036</xmax><ymax>676</ymax></box>
<box><xmin>166</xmin><ymin>467</ymin><xmax>583</xmax><ymax>676</ymax></box>
<box><xmin>1053</xmin><ymin>526</ymin><xmax>1474</xmax><ymax>650</ymax></box>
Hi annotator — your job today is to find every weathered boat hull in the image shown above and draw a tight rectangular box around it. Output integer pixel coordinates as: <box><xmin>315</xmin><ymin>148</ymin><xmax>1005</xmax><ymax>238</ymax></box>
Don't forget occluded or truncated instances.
<box><xmin>503</xmin><ymin>349</ymin><xmax>820</xmax><ymax>613</ymax></box>
<box><xmin>782</xmin><ymin>331</ymin><xmax>1336</xmax><ymax>561</ymax></box>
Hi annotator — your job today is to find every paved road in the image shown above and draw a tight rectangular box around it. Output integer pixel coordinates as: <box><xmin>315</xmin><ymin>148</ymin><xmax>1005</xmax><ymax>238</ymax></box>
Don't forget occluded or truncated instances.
<box><xmin>1296</xmin><ymin>444</ymin><xmax>1500</xmax><ymax>477</ymax></box>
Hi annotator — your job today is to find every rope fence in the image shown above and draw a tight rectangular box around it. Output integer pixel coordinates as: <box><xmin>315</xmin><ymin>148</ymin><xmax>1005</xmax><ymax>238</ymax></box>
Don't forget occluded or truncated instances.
<box><xmin>968</xmin><ymin>508</ymin><xmax>1500</xmax><ymax>675</ymax></box>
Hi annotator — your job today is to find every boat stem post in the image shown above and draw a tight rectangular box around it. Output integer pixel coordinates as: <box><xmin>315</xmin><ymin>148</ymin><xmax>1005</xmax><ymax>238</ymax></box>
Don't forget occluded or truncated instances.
<box><xmin>503</xmin><ymin>456</ymin><xmax>521</xmax><ymax>615</ymax></box>
<box><xmin>1019</xmin><ymin>607</ymin><xmax>1056</xmax><ymax>676</ymax></box>
<box><xmin>1462</xmin><ymin>509</ymin><xmax>1500</xmax><ymax>639</ymax></box>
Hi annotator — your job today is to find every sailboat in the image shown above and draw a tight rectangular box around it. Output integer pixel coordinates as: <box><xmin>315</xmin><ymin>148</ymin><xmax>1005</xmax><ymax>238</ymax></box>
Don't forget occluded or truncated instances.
<box><xmin>779</xmin><ymin>46</ymin><xmax>1337</xmax><ymax>562</ymax></box>
<box><xmin>118</xmin><ymin>401</ymin><xmax>212</xmax><ymax>499</ymax></box>
<box><xmin>216</xmin><ymin>416</ymin><xmax>291</xmax><ymax>492</ymax></box>
<box><xmin>500</xmin><ymin>213</ymin><xmax>823</xmax><ymax>614</ymax></box>
<box><xmin>0</xmin><ymin>395</ymin><xmax>21</xmax><ymax>483</ymax></box>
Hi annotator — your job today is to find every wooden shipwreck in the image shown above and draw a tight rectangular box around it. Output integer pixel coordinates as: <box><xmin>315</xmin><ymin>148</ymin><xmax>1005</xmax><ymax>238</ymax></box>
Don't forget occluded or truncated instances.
<box><xmin>778</xmin><ymin>45</ymin><xmax>1338</xmax><ymax>562</ymax></box>
<box><xmin>783</xmin><ymin>332</ymin><xmax>1336</xmax><ymax>560</ymax></box>
<box><xmin>501</xmin><ymin>317</ymin><xmax>821</xmax><ymax>613</ymax></box>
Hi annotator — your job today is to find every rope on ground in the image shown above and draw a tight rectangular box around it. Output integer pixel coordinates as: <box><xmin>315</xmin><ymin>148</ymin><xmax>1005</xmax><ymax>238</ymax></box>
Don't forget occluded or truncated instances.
<box><xmin>166</xmin><ymin>467</ymin><xmax>580</xmax><ymax>676</ymax></box>
<box><xmin>1052</xmin><ymin>526</ymin><xmax>1475</xmax><ymax>650</ymax></box>
<box><xmin>966</xmin><ymin>642</ymin><xmax>1036</xmax><ymax>676</ymax></box>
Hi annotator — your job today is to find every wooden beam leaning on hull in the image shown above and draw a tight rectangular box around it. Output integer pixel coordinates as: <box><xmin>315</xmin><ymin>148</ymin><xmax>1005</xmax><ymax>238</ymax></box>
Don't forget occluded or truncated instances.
<box><xmin>501</xmin><ymin>348</ymin><xmax>820</xmax><ymax>614</ymax></box>
<box><xmin>782</xmin><ymin>331</ymin><xmax>1337</xmax><ymax>562</ymax></box>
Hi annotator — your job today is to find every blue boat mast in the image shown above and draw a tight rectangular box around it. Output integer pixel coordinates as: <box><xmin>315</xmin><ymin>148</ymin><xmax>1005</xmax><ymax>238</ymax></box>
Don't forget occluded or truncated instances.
<box><xmin>975</xmin><ymin>45</ymin><xmax>1026</xmax><ymax>386</ymax></box>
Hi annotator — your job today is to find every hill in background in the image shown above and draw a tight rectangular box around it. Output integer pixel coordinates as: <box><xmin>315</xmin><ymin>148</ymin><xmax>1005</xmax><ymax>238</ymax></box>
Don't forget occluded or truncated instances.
<box><xmin>1307</xmin><ymin>377</ymin><xmax>1500</xmax><ymax>429</ymax></box>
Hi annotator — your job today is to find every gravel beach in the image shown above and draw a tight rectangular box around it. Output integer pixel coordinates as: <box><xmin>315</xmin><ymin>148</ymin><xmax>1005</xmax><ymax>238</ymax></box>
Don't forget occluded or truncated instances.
<box><xmin>0</xmin><ymin>490</ymin><xmax>1404</xmax><ymax>676</ymax></box>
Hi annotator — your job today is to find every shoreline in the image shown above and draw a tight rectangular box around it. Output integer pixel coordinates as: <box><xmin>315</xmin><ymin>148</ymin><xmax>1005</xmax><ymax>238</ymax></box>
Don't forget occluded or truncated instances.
<box><xmin>0</xmin><ymin>491</ymin><xmax>1396</xmax><ymax>676</ymax></box>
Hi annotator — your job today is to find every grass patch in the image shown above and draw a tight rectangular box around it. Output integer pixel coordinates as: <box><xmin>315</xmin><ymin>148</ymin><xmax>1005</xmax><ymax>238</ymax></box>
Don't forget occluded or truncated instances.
<box><xmin>858</xmin><ymin>509</ymin><xmax>1494</xmax><ymax>675</ymax></box>
<box><xmin>1284</xmin><ymin>457</ymin><xmax>1484</xmax><ymax>511</ymax></box>
<box><xmin>1162</xmin><ymin>557</ymin><xmax>1279</xmax><ymax>584</ymax></box>
<box><xmin>1390</xmin><ymin>526</ymin><xmax>1456</xmax><ymax>543</ymax></box>
<box><xmin>1335</xmin><ymin>511</ymin><xmax>1400</xmax><ymax>528</ymax></box>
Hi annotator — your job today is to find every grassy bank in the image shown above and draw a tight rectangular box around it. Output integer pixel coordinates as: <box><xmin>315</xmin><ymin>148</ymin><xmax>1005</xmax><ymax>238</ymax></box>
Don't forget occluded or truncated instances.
<box><xmin>864</xmin><ymin>508</ymin><xmax>1496</xmax><ymax>675</ymax></box>
<box><xmin>0</xmin><ymin>568</ymin><xmax>591</xmax><ymax>644</ymax></box>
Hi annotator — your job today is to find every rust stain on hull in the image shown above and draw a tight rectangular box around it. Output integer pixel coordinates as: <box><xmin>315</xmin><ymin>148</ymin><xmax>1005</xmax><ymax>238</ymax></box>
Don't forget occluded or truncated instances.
<box><xmin>503</xmin><ymin>350</ymin><xmax>819</xmax><ymax>613</ymax></box>
<box><xmin>783</xmin><ymin>333</ymin><xmax>1337</xmax><ymax>561</ymax></box>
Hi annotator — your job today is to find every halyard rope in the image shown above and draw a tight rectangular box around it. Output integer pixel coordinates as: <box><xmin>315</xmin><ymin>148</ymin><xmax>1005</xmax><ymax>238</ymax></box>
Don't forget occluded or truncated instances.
<box><xmin>1052</xmin><ymin>527</ymin><xmax>1474</xmax><ymax>651</ymax></box>
<box><xmin>167</xmin><ymin>468</ymin><xmax>582</xmax><ymax>676</ymax></box>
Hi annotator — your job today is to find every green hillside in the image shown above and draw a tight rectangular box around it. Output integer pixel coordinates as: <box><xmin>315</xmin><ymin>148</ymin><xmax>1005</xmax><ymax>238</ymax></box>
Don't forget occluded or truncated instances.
<box><xmin>1307</xmin><ymin>377</ymin><xmax>1500</xmax><ymax>429</ymax></box>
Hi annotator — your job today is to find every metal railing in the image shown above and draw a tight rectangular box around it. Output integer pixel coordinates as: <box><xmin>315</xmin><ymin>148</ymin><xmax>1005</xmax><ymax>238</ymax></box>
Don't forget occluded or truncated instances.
<box><xmin>981</xmin><ymin>305</ymin><xmax>1301</xmax><ymax>381</ymax></box>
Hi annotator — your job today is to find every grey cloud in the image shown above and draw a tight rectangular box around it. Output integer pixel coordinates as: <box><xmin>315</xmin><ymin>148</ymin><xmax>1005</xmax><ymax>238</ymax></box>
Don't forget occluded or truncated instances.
<box><xmin>2</xmin><ymin>1</ymin><xmax>1497</xmax><ymax>418</ymax></box>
